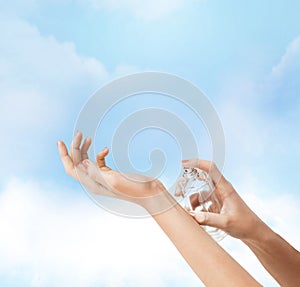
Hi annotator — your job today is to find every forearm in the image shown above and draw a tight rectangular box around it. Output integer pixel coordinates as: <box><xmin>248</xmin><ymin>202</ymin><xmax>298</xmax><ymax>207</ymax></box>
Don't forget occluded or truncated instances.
<box><xmin>243</xmin><ymin>223</ymin><xmax>300</xmax><ymax>287</ymax></box>
<box><xmin>141</xmin><ymin>191</ymin><xmax>261</xmax><ymax>287</ymax></box>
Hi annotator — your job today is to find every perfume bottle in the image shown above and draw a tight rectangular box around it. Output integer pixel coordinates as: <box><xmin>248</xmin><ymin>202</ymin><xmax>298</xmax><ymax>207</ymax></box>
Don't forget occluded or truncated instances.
<box><xmin>175</xmin><ymin>167</ymin><xmax>227</xmax><ymax>242</ymax></box>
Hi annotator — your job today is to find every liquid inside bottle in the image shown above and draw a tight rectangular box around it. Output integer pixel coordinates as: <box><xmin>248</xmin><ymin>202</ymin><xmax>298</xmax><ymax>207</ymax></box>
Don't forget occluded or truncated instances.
<box><xmin>175</xmin><ymin>167</ymin><xmax>227</xmax><ymax>242</ymax></box>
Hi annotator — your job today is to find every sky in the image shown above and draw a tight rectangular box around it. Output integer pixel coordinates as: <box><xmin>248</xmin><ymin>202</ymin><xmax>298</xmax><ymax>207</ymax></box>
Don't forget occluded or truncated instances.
<box><xmin>1</xmin><ymin>0</ymin><xmax>300</xmax><ymax>286</ymax></box>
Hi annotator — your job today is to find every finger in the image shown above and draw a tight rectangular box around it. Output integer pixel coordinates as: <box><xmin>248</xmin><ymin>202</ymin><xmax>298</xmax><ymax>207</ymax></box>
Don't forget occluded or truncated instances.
<box><xmin>71</xmin><ymin>131</ymin><xmax>83</xmax><ymax>165</ymax></box>
<box><xmin>81</xmin><ymin>137</ymin><xmax>92</xmax><ymax>160</ymax></box>
<box><xmin>174</xmin><ymin>186</ymin><xmax>184</xmax><ymax>197</ymax></box>
<box><xmin>96</xmin><ymin>147</ymin><xmax>111</xmax><ymax>171</ymax></box>
<box><xmin>191</xmin><ymin>211</ymin><xmax>228</xmax><ymax>230</ymax></box>
<box><xmin>57</xmin><ymin>141</ymin><xmax>77</xmax><ymax>179</ymax></box>
<box><xmin>181</xmin><ymin>158</ymin><xmax>224</xmax><ymax>185</ymax></box>
<box><xmin>175</xmin><ymin>177</ymin><xmax>186</xmax><ymax>197</ymax></box>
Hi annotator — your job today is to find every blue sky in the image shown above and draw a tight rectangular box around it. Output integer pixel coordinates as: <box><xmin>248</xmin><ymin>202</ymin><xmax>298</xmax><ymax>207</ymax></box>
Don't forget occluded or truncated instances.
<box><xmin>1</xmin><ymin>1</ymin><xmax>300</xmax><ymax>286</ymax></box>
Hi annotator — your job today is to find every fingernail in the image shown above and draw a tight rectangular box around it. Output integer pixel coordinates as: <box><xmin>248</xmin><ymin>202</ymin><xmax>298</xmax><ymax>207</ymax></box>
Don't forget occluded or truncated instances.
<box><xmin>82</xmin><ymin>160</ymin><xmax>90</xmax><ymax>168</ymax></box>
<box><xmin>189</xmin><ymin>211</ymin><xmax>196</xmax><ymax>217</ymax></box>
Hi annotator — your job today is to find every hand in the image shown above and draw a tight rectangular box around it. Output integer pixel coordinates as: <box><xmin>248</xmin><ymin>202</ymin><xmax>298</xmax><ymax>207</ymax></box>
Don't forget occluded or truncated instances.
<box><xmin>57</xmin><ymin>132</ymin><xmax>166</xmax><ymax>203</ymax></box>
<box><xmin>182</xmin><ymin>159</ymin><xmax>266</xmax><ymax>240</ymax></box>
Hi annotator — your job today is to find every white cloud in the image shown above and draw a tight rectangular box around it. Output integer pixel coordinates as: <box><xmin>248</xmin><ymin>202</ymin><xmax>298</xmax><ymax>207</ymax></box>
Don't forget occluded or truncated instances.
<box><xmin>0</xmin><ymin>16</ymin><xmax>108</xmax><ymax>97</ymax></box>
<box><xmin>0</xmin><ymin>178</ymin><xmax>201</xmax><ymax>287</ymax></box>
<box><xmin>235</xmin><ymin>171</ymin><xmax>300</xmax><ymax>248</ymax></box>
<box><xmin>1</xmin><ymin>177</ymin><xmax>299</xmax><ymax>286</ymax></box>
<box><xmin>215</xmin><ymin>41</ymin><xmax>300</xmax><ymax>287</ymax></box>
<box><xmin>0</xmin><ymin>15</ymin><xmax>109</xmax><ymax>178</ymax></box>
<box><xmin>271</xmin><ymin>36</ymin><xmax>300</xmax><ymax>81</ymax></box>
<box><xmin>264</xmin><ymin>36</ymin><xmax>300</xmax><ymax>116</ymax></box>
<box><xmin>0</xmin><ymin>5</ymin><xmax>299</xmax><ymax>287</ymax></box>
<box><xmin>84</xmin><ymin>0</ymin><xmax>201</xmax><ymax>21</ymax></box>
<box><xmin>217</xmin><ymin>35</ymin><xmax>300</xmax><ymax>179</ymax></box>
<box><xmin>209</xmin><ymin>166</ymin><xmax>300</xmax><ymax>287</ymax></box>
<box><xmin>221</xmin><ymin>179</ymin><xmax>300</xmax><ymax>287</ymax></box>
<box><xmin>0</xmin><ymin>13</ymin><xmax>145</xmax><ymax>181</ymax></box>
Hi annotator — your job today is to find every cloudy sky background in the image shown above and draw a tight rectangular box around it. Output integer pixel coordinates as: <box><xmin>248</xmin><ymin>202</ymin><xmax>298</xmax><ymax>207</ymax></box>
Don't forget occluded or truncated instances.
<box><xmin>1</xmin><ymin>1</ymin><xmax>300</xmax><ymax>286</ymax></box>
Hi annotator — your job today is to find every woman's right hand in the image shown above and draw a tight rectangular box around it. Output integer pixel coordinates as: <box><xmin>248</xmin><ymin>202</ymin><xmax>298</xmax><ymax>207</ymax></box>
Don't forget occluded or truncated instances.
<box><xmin>182</xmin><ymin>159</ymin><xmax>267</xmax><ymax>240</ymax></box>
<box><xmin>57</xmin><ymin>132</ymin><xmax>167</xmax><ymax>205</ymax></box>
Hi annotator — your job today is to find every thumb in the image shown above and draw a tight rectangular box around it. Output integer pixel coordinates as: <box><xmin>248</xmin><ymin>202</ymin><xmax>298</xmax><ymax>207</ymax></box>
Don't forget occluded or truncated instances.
<box><xmin>192</xmin><ymin>211</ymin><xmax>227</xmax><ymax>230</ymax></box>
<box><xmin>96</xmin><ymin>147</ymin><xmax>110</xmax><ymax>170</ymax></box>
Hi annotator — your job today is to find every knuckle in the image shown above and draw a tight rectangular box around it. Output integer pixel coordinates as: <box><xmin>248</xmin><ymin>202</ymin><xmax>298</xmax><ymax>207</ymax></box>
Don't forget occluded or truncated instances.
<box><xmin>202</xmin><ymin>212</ymin><xmax>209</xmax><ymax>223</ymax></box>
<box><xmin>211</xmin><ymin>162</ymin><xmax>219</xmax><ymax>173</ymax></box>
<box><xmin>223</xmin><ymin>216</ymin><xmax>233</xmax><ymax>229</ymax></box>
<box><xmin>211</xmin><ymin>161</ymin><xmax>217</xmax><ymax>168</ymax></box>
<box><xmin>222</xmin><ymin>216</ymin><xmax>230</xmax><ymax>228</ymax></box>
<box><xmin>223</xmin><ymin>216</ymin><xmax>232</xmax><ymax>229</ymax></box>
<box><xmin>195</xmin><ymin>212</ymin><xmax>208</xmax><ymax>224</ymax></box>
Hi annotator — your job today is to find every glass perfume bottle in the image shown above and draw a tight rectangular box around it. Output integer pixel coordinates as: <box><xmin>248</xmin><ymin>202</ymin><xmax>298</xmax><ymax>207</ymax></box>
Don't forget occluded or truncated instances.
<box><xmin>175</xmin><ymin>167</ymin><xmax>227</xmax><ymax>242</ymax></box>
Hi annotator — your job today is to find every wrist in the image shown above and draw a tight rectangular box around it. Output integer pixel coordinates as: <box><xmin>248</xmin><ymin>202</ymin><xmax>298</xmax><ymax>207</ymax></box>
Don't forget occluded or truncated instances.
<box><xmin>136</xmin><ymin>189</ymin><xmax>177</xmax><ymax>216</ymax></box>
<box><xmin>242</xmin><ymin>219</ymin><xmax>274</xmax><ymax>247</ymax></box>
